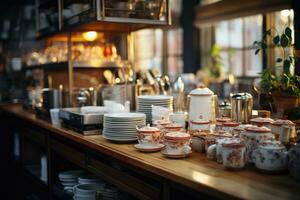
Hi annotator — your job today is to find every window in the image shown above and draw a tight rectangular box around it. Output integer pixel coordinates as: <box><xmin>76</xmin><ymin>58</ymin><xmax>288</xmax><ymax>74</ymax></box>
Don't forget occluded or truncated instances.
<box><xmin>200</xmin><ymin>9</ymin><xmax>294</xmax><ymax>77</ymax></box>
<box><xmin>132</xmin><ymin>0</ymin><xmax>183</xmax><ymax>81</ymax></box>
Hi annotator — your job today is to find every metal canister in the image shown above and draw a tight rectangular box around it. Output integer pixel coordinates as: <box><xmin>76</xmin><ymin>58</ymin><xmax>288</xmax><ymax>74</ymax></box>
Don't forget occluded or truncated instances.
<box><xmin>218</xmin><ymin>100</ymin><xmax>231</xmax><ymax>118</ymax></box>
<box><xmin>230</xmin><ymin>93</ymin><xmax>253</xmax><ymax>124</ymax></box>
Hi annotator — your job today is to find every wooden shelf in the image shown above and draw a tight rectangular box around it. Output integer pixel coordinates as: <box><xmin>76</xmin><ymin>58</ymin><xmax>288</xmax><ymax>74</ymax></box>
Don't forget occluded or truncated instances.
<box><xmin>25</xmin><ymin>62</ymin><xmax>122</xmax><ymax>71</ymax></box>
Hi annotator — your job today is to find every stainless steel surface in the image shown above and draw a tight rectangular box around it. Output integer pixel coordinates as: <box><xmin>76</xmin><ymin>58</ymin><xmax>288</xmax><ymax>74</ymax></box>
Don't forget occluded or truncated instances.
<box><xmin>231</xmin><ymin>93</ymin><xmax>253</xmax><ymax>124</ymax></box>
<box><xmin>76</xmin><ymin>88</ymin><xmax>91</xmax><ymax>107</ymax></box>
<box><xmin>219</xmin><ymin>100</ymin><xmax>231</xmax><ymax>118</ymax></box>
<box><xmin>59</xmin><ymin>107</ymin><xmax>104</xmax><ymax>125</ymax></box>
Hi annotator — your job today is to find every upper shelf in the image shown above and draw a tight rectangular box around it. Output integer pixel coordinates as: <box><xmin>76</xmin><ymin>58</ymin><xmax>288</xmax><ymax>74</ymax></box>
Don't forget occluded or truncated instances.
<box><xmin>36</xmin><ymin>0</ymin><xmax>170</xmax><ymax>39</ymax></box>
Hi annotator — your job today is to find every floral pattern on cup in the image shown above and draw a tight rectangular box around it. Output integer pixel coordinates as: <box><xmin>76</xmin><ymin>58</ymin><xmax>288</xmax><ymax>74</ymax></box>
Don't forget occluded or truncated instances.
<box><xmin>164</xmin><ymin>132</ymin><xmax>191</xmax><ymax>155</ymax></box>
<box><xmin>222</xmin><ymin>143</ymin><xmax>246</xmax><ymax>170</ymax></box>
<box><xmin>240</xmin><ymin>126</ymin><xmax>274</xmax><ymax>163</ymax></box>
<box><xmin>216</xmin><ymin>138</ymin><xmax>240</xmax><ymax>164</ymax></box>
<box><xmin>254</xmin><ymin>140</ymin><xmax>287</xmax><ymax>172</ymax></box>
<box><xmin>137</xmin><ymin>125</ymin><xmax>161</xmax><ymax>148</ymax></box>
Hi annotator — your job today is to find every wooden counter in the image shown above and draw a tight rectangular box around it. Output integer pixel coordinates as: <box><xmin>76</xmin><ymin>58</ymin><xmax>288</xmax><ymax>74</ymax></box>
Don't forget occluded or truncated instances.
<box><xmin>1</xmin><ymin>104</ymin><xmax>300</xmax><ymax>200</ymax></box>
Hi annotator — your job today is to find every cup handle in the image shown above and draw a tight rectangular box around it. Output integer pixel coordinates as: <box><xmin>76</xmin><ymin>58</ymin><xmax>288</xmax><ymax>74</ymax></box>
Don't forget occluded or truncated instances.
<box><xmin>72</xmin><ymin>185</ymin><xmax>77</xmax><ymax>195</ymax></box>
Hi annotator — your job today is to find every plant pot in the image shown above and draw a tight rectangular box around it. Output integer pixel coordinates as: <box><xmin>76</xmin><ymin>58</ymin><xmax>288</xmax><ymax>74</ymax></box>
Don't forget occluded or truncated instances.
<box><xmin>272</xmin><ymin>91</ymin><xmax>300</xmax><ymax>114</ymax></box>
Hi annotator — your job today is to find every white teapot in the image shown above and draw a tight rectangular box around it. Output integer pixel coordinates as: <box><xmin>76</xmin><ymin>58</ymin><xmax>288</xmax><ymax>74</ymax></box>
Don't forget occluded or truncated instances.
<box><xmin>188</xmin><ymin>87</ymin><xmax>216</xmax><ymax>123</ymax></box>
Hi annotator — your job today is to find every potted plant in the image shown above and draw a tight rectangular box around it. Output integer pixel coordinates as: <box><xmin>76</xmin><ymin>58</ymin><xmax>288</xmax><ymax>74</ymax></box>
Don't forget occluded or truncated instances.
<box><xmin>253</xmin><ymin>26</ymin><xmax>300</xmax><ymax>114</ymax></box>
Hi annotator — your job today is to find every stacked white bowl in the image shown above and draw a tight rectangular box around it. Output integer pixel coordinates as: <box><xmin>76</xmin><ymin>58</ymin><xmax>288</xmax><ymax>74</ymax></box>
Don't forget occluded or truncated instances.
<box><xmin>58</xmin><ymin>170</ymin><xmax>85</xmax><ymax>193</ymax></box>
<box><xmin>73</xmin><ymin>183</ymin><xmax>119</xmax><ymax>200</ymax></box>
<box><xmin>137</xmin><ymin>95</ymin><xmax>173</xmax><ymax>124</ymax></box>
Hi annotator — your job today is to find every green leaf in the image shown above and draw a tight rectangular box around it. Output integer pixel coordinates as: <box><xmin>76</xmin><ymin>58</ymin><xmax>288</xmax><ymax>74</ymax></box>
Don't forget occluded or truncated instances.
<box><xmin>255</xmin><ymin>49</ymin><xmax>260</xmax><ymax>55</ymax></box>
<box><xmin>280</xmin><ymin>34</ymin><xmax>289</xmax><ymax>47</ymax></box>
<box><xmin>263</xmin><ymin>29</ymin><xmax>271</xmax><ymax>39</ymax></box>
<box><xmin>261</xmin><ymin>42</ymin><xmax>267</xmax><ymax>49</ymax></box>
<box><xmin>283</xmin><ymin>59</ymin><xmax>291</xmax><ymax>75</ymax></box>
<box><xmin>273</xmin><ymin>35</ymin><xmax>280</xmax><ymax>45</ymax></box>
<box><xmin>276</xmin><ymin>58</ymin><xmax>282</xmax><ymax>62</ymax></box>
<box><xmin>285</xmin><ymin>27</ymin><xmax>292</xmax><ymax>40</ymax></box>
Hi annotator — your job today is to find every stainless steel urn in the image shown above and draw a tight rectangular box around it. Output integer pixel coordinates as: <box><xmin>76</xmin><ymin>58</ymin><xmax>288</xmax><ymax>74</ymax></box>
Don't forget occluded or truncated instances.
<box><xmin>230</xmin><ymin>93</ymin><xmax>253</xmax><ymax>124</ymax></box>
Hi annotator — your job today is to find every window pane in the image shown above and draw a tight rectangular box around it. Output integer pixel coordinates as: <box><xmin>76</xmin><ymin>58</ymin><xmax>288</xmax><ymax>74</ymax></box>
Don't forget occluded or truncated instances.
<box><xmin>229</xmin><ymin>50</ymin><xmax>243</xmax><ymax>76</ymax></box>
<box><xmin>168</xmin><ymin>56</ymin><xmax>183</xmax><ymax>80</ymax></box>
<box><xmin>215</xmin><ymin>21</ymin><xmax>229</xmax><ymax>48</ymax></box>
<box><xmin>167</xmin><ymin>29</ymin><xmax>183</xmax><ymax>56</ymax></box>
<box><xmin>228</xmin><ymin>18</ymin><xmax>243</xmax><ymax>48</ymax></box>
<box><xmin>244</xmin><ymin>15</ymin><xmax>262</xmax><ymax>47</ymax></box>
<box><xmin>244</xmin><ymin>49</ymin><xmax>262</xmax><ymax>76</ymax></box>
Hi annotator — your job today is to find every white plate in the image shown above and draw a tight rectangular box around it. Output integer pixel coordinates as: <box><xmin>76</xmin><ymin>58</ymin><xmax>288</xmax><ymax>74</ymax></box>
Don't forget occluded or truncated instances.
<box><xmin>103</xmin><ymin>135</ymin><xmax>137</xmax><ymax>142</ymax></box>
<box><xmin>58</xmin><ymin>170</ymin><xmax>85</xmax><ymax>179</ymax></box>
<box><xmin>134</xmin><ymin>144</ymin><xmax>164</xmax><ymax>153</ymax></box>
<box><xmin>138</xmin><ymin>95</ymin><xmax>173</xmax><ymax>100</ymax></box>
<box><xmin>61</xmin><ymin>181</ymin><xmax>78</xmax><ymax>186</ymax></box>
<box><xmin>161</xmin><ymin>149</ymin><xmax>192</xmax><ymax>158</ymax></box>
<box><xmin>104</xmin><ymin>112</ymin><xmax>145</xmax><ymax>119</ymax></box>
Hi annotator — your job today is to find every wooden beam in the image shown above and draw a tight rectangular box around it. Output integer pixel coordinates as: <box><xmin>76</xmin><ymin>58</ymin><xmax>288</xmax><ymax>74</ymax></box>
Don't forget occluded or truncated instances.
<box><xmin>195</xmin><ymin>0</ymin><xmax>292</xmax><ymax>27</ymax></box>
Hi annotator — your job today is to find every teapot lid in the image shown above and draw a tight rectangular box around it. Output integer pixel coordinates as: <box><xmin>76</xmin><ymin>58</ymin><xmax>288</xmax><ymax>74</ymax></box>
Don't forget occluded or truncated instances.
<box><xmin>271</xmin><ymin>119</ymin><xmax>294</xmax><ymax>126</ymax></box>
<box><xmin>231</xmin><ymin>93</ymin><xmax>252</xmax><ymax>100</ymax></box>
<box><xmin>245</xmin><ymin>126</ymin><xmax>270</xmax><ymax>133</ymax></box>
<box><xmin>189</xmin><ymin>87</ymin><xmax>214</xmax><ymax>96</ymax></box>
<box><xmin>250</xmin><ymin>117</ymin><xmax>274</xmax><ymax>123</ymax></box>
<box><xmin>138</xmin><ymin>124</ymin><xmax>160</xmax><ymax>133</ymax></box>
<box><xmin>165</xmin><ymin>132</ymin><xmax>190</xmax><ymax>140</ymax></box>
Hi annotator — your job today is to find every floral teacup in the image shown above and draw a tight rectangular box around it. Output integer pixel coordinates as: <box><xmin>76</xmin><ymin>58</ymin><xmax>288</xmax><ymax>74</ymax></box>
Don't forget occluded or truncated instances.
<box><xmin>164</xmin><ymin>132</ymin><xmax>191</xmax><ymax>155</ymax></box>
<box><xmin>136</xmin><ymin>125</ymin><xmax>161</xmax><ymax>148</ymax></box>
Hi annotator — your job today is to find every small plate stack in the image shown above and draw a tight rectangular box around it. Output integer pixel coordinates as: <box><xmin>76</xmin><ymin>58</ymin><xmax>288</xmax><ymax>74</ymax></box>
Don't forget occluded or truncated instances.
<box><xmin>103</xmin><ymin>113</ymin><xmax>146</xmax><ymax>142</ymax></box>
<box><xmin>137</xmin><ymin>95</ymin><xmax>173</xmax><ymax>124</ymax></box>
<box><xmin>78</xmin><ymin>174</ymin><xmax>103</xmax><ymax>185</ymax></box>
<box><xmin>58</xmin><ymin>170</ymin><xmax>85</xmax><ymax>193</ymax></box>
<box><xmin>73</xmin><ymin>183</ymin><xmax>119</xmax><ymax>200</ymax></box>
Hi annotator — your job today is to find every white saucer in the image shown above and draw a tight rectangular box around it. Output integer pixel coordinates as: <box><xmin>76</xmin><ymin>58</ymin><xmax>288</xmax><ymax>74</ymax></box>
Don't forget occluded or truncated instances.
<box><xmin>134</xmin><ymin>144</ymin><xmax>164</xmax><ymax>153</ymax></box>
<box><xmin>161</xmin><ymin>149</ymin><xmax>192</xmax><ymax>158</ymax></box>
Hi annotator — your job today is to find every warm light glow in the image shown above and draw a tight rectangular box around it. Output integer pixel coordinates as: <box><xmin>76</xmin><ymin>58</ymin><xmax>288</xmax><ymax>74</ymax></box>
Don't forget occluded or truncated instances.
<box><xmin>82</xmin><ymin>31</ymin><xmax>98</xmax><ymax>41</ymax></box>
<box><xmin>115</xmin><ymin>78</ymin><xmax>121</xmax><ymax>84</ymax></box>
<box><xmin>281</xmin><ymin>9</ymin><xmax>291</xmax><ymax>17</ymax></box>
<box><xmin>228</xmin><ymin>74</ymin><xmax>235</xmax><ymax>85</ymax></box>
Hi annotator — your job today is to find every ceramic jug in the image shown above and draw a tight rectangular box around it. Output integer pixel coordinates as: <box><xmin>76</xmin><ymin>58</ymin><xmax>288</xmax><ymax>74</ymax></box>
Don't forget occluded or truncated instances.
<box><xmin>188</xmin><ymin>87</ymin><xmax>216</xmax><ymax>123</ymax></box>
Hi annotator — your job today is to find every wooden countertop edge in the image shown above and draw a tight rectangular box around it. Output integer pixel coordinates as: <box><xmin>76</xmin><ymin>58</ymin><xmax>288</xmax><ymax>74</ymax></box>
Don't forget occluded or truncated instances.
<box><xmin>1</xmin><ymin>104</ymin><xmax>299</xmax><ymax>200</ymax></box>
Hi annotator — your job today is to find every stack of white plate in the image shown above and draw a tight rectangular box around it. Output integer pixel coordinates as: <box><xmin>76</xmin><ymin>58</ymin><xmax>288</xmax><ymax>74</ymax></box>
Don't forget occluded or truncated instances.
<box><xmin>137</xmin><ymin>95</ymin><xmax>173</xmax><ymax>123</ymax></box>
<box><xmin>58</xmin><ymin>170</ymin><xmax>85</xmax><ymax>193</ymax></box>
<box><xmin>103</xmin><ymin>113</ymin><xmax>146</xmax><ymax>142</ymax></box>
<box><xmin>73</xmin><ymin>183</ymin><xmax>119</xmax><ymax>200</ymax></box>
<box><xmin>78</xmin><ymin>174</ymin><xmax>103</xmax><ymax>185</ymax></box>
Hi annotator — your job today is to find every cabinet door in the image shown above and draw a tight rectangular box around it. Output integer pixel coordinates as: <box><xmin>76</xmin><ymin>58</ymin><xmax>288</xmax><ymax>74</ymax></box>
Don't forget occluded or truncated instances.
<box><xmin>86</xmin><ymin>155</ymin><xmax>162</xmax><ymax>200</ymax></box>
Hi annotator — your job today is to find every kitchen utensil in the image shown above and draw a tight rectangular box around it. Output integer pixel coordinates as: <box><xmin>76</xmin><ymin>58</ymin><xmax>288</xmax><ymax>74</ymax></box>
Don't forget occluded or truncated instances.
<box><xmin>222</xmin><ymin>143</ymin><xmax>246</xmax><ymax>170</ymax></box>
<box><xmin>218</xmin><ymin>100</ymin><xmax>231</xmax><ymax>118</ymax></box>
<box><xmin>253</xmin><ymin>140</ymin><xmax>288</xmax><ymax>173</ymax></box>
<box><xmin>271</xmin><ymin>119</ymin><xmax>295</xmax><ymax>140</ymax></box>
<box><xmin>240</xmin><ymin>126</ymin><xmax>274</xmax><ymax>163</ymax></box>
<box><xmin>188</xmin><ymin>86</ymin><xmax>216</xmax><ymax>122</ymax></box>
<box><xmin>136</xmin><ymin>124</ymin><xmax>161</xmax><ymax>148</ymax></box>
<box><xmin>231</xmin><ymin>93</ymin><xmax>253</xmax><ymax>124</ymax></box>
<box><xmin>164</xmin><ymin>132</ymin><xmax>191</xmax><ymax>155</ymax></box>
